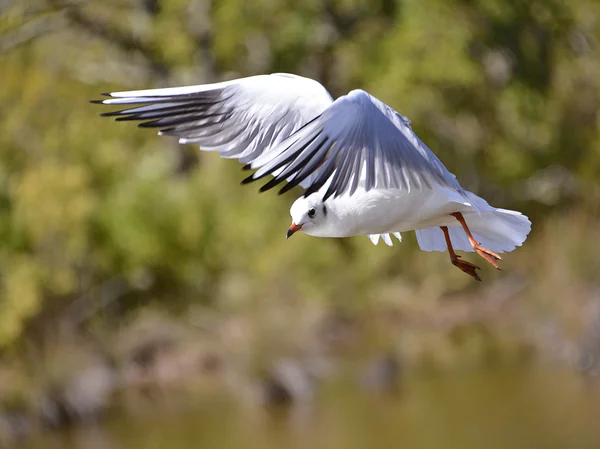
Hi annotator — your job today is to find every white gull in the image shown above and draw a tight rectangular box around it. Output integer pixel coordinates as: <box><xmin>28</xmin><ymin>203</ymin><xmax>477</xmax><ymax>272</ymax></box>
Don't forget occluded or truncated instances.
<box><xmin>94</xmin><ymin>73</ymin><xmax>531</xmax><ymax>280</ymax></box>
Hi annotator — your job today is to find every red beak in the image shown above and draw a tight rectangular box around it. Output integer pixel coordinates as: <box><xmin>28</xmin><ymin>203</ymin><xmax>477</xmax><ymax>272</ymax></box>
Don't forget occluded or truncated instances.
<box><xmin>286</xmin><ymin>222</ymin><xmax>303</xmax><ymax>239</ymax></box>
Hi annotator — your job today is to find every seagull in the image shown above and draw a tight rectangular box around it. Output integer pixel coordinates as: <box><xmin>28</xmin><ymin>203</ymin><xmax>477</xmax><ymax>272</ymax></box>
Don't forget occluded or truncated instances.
<box><xmin>93</xmin><ymin>73</ymin><xmax>531</xmax><ymax>281</ymax></box>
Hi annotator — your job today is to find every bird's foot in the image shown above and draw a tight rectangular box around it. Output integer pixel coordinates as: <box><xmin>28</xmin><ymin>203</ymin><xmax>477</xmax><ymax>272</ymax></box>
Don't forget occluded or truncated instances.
<box><xmin>473</xmin><ymin>244</ymin><xmax>502</xmax><ymax>270</ymax></box>
<box><xmin>451</xmin><ymin>255</ymin><xmax>481</xmax><ymax>281</ymax></box>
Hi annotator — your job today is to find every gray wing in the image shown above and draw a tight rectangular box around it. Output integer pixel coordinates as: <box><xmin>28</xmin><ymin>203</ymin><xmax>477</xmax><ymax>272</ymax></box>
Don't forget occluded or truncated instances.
<box><xmin>93</xmin><ymin>73</ymin><xmax>333</xmax><ymax>168</ymax></box>
<box><xmin>244</xmin><ymin>89</ymin><xmax>464</xmax><ymax>200</ymax></box>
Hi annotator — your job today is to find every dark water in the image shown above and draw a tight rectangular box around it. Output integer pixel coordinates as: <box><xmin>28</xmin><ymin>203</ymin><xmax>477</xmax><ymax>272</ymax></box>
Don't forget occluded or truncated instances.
<box><xmin>23</xmin><ymin>363</ymin><xmax>600</xmax><ymax>449</ymax></box>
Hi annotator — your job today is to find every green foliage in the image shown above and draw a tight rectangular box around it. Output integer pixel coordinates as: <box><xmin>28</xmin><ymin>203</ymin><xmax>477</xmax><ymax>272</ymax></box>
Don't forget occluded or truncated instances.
<box><xmin>0</xmin><ymin>0</ymin><xmax>599</xmax><ymax>349</ymax></box>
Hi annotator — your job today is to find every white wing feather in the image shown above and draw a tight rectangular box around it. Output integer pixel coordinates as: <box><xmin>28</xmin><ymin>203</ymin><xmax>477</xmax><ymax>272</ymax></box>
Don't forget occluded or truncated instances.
<box><xmin>368</xmin><ymin>232</ymin><xmax>402</xmax><ymax>246</ymax></box>
<box><xmin>97</xmin><ymin>74</ymin><xmax>333</xmax><ymax>188</ymax></box>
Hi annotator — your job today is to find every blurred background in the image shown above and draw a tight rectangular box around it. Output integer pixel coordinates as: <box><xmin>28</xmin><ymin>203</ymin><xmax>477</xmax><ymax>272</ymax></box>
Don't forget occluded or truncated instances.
<box><xmin>1</xmin><ymin>0</ymin><xmax>600</xmax><ymax>448</ymax></box>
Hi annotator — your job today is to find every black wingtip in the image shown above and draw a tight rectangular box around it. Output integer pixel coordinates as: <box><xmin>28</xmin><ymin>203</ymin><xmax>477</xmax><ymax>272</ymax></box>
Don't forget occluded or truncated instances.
<box><xmin>100</xmin><ymin>111</ymin><xmax>122</xmax><ymax>117</ymax></box>
<box><xmin>303</xmin><ymin>185</ymin><xmax>318</xmax><ymax>198</ymax></box>
<box><xmin>278</xmin><ymin>182</ymin><xmax>296</xmax><ymax>196</ymax></box>
<box><xmin>259</xmin><ymin>175</ymin><xmax>288</xmax><ymax>193</ymax></box>
<box><xmin>101</xmin><ymin>93</ymin><xmax>112</xmax><ymax>97</ymax></box>
<box><xmin>90</xmin><ymin>100</ymin><xmax>105</xmax><ymax>104</ymax></box>
<box><xmin>137</xmin><ymin>120</ymin><xmax>160</xmax><ymax>128</ymax></box>
<box><xmin>242</xmin><ymin>164</ymin><xmax>252</xmax><ymax>171</ymax></box>
<box><xmin>322</xmin><ymin>192</ymin><xmax>334</xmax><ymax>202</ymax></box>
<box><xmin>240</xmin><ymin>174</ymin><xmax>255</xmax><ymax>185</ymax></box>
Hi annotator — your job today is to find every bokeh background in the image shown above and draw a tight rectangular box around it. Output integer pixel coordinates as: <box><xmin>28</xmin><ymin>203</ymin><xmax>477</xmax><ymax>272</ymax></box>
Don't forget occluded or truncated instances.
<box><xmin>2</xmin><ymin>0</ymin><xmax>600</xmax><ymax>448</ymax></box>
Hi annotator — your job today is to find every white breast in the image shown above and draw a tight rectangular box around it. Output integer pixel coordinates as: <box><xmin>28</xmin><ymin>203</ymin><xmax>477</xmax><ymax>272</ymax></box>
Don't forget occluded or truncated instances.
<box><xmin>314</xmin><ymin>186</ymin><xmax>471</xmax><ymax>238</ymax></box>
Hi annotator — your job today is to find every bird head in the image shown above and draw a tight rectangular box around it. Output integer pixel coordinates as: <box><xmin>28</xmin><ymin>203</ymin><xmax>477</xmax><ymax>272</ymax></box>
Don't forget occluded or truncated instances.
<box><xmin>287</xmin><ymin>195</ymin><xmax>328</xmax><ymax>238</ymax></box>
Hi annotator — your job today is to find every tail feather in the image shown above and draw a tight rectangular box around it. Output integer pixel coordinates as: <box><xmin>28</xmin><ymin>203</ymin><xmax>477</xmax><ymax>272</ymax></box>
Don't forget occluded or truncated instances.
<box><xmin>416</xmin><ymin>208</ymin><xmax>531</xmax><ymax>254</ymax></box>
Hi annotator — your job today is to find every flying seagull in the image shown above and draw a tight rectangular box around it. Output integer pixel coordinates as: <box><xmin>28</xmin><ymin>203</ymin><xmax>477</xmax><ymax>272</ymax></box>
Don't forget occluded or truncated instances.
<box><xmin>93</xmin><ymin>73</ymin><xmax>531</xmax><ymax>280</ymax></box>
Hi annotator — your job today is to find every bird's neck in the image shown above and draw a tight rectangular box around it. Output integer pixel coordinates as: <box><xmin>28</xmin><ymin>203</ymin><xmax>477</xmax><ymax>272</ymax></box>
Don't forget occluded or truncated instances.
<box><xmin>317</xmin><ymin>197</ymin><xmax>360</xmax><ymax>238</ymax></box>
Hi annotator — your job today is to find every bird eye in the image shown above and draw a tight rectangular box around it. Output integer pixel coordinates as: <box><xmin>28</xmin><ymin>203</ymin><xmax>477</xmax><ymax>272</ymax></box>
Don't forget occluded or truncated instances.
<box><xmin>308</xmin><ymin>208</ymin><xmax>316</xmax><ymax>218</ymax></box>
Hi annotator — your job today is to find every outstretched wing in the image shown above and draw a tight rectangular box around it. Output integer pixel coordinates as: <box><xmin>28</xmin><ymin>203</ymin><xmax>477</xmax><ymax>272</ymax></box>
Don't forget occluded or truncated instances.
<box><xmin>93</xmin><ymin>73</ymin><xmax>333</xmax><ymax>170</ymax></box>
<box><xmin>96</xmin><ymin>78</ymin><xmax>463</xmax><ymax>201</ymax></box>
<box><xmin>244</xmin><ymin>89</ymin><xmax>464</xmax><ymax>200</ymax></box>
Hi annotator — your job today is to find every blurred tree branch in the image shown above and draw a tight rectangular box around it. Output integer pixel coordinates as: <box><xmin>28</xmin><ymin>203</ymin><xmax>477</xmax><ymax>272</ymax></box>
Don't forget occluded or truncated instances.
<box><xmin>0</xmin><ymin>10</ymin><xmax>67</xmax><ymax>53</ymax></box>
<box><xmin>0</xmin><ymin>0</ymin><xmax>16</xmax><ymax>15</ymax></box>
<box><xmin>322</xmin><ymin>0</ymin><xmax>359</xmax><ymax>39</ymax></box>
<box><xmin>47</xmin><ymin>0</ymin><xmax>170</xmax><ymax>78</ymax></box>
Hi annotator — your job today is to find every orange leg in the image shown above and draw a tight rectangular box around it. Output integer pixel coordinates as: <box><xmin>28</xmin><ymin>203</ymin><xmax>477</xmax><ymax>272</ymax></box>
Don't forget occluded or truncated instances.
<box><xmin>450</xmin><ymin>212</ymin><xmax>502</xmax><ymax>270</ymax></box>
<box><xmin>441</xmin><ymin>226</ymin><xmax>481</xmax><ymax>281</ymax></box>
